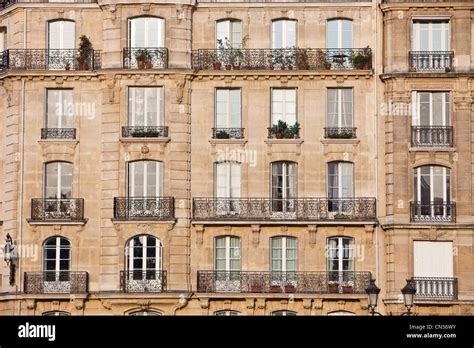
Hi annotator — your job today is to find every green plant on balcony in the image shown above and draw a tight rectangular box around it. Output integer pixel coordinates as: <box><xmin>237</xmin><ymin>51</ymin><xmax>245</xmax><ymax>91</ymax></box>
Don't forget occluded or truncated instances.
<box><xmin>269</xmin><ymin>120</ymin><xmax>300</xmax><ymax>139</ymax></box>
<box><xmin>283</xmin><ymin>47</ymin><xmax>296</xmax><ymax>70</ymax></box>
<box><xmin>296</xmin><ymin>48</ymin><xmax>310</xmax><ymax>70</ymax></box>
<box><xmin>333</xmin><ymin>128</ymin><xmax>354</xmax><ymax>139</ymax></box>
<box><xmin>314</xmin><ymin>49</ymin><xmax>331</xmax><ymax>70</ymax></box>
<box><xmin>215</xmin><ymin>130</ymin><xmax>231</xmax><ymax>139</ymax></box>
<box><xmin>349</xmin><ymin>46</ymin><xmax>372</xmax><ymax>70</ymax></box>
<box><xmin>130</xmin><ymin>129</ymin><xmax>161</xmax><ymax>138</ymax></box>
<box><xmin>135</xmin><ymin>49</ymin><xmax>153</xmax><ymax>69</ymax></box>
<box><xmin>217</xmin><ymin>35</ymin><xmax>249</xmax><ymax>70</ymax></box>
<box><xmin>77</xmin><ymin>35</ymin><xmax>93</xmax><ymax>70</ymax></box>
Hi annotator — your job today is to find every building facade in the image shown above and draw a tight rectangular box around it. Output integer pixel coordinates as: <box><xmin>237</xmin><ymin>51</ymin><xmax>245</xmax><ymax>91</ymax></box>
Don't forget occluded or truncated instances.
<box><xmin>0</xmin><ymin>0</ymin><xmax>471</xmax><ymax>316</ymax></box>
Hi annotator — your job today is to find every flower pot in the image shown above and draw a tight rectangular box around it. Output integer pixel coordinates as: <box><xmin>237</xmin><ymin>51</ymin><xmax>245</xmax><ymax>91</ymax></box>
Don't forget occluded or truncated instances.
<box><xmin>145</xmin><ymin>60</ymin><xmax>153</xmax><ymax>69</ymax></box>
<box><xmin>342</xmin><ymin>285</ymin><xmax>353</xmax><ymax>294</ymax></box>
<box><xmin>288</xmin><ymin>66</ymin><xmax>293</xmax><ymax>70</ymax></box>
<box><xmin>250</xmin><ymin>284</ymin><xmax>263</xmax><ymax>293</ymax></box>
<box><xmin>232</xmin><ymin>64</ymin><xmax>240</xmax><ymax>70</ymax></box>
<box><xmin>137</xmin><ymin>60</ymin><xmax>146</xmax><ymax>69</ymax></box>
<box><xmin>270</xmin><ymin>285</ymin><xmax>282</xmax><ymax>293</ymax></box>
<box><xmin>328</xmin><ymin>283</ymin><xmax>339</xmax><ymax>293</ymax></box>
<box><xmin>225</xmin><ymin>64</ymin><xmax>232</xmax><ymax>70</ymax></box>
<box><xmin>284</xmin><ymin>285</ymin><xmax>295</xmax><ymax>293</ymax></box>
<box><xmin>213</xmin><ymin>62</ymin><xmax>222</xmax><ymax>70</ymax></box>
<box><xmin>78</xmin><ymin>62</ymin><xmax>89</xmax><ymax>70</ymax></box>
<box><xmin>280</xmin><ymin>66</ymin><xmax>286</xmax><ymax>70</ymax></box>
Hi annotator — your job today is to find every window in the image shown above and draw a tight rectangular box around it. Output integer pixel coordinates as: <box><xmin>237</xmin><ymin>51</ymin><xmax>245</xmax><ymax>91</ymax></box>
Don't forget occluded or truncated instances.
<box><xmin>271</xmin><ymin>89</ymin><xmax>296</xmax><ymax>125</ymax></box>
<box><xmin>216</xmin><ymin>20</ymin><xmax>242</xmax><ymax>48</ymax></box>
<box><xmin>127</xmin><ymin>161</ymin><xmax>163</xmax><ymax>197</ymax></box>
<box><xmin>327</xmin><ymin>162</ymin><xmax>353</xmax><ymax>213</ymax></box>
<box><xmin>272</xmin><ymin>19</ymin><xmax>296</xmax><ymax>49</ymax></box>
<box><xmin>327</xmin><ymin>88</ymin><xmax>353</xmax><ymax>128</ymax></box>
<box><xmin>125</xmin><ymin>235</ymin><xmax>163</xmax><ymax>285</ymax></box>
<box><xmin>0</xmin><ymin>27</ymin><xmax>6</xmax><ymax>52</ymax></box>
<box><xmin>271</xmin><ymin>237</ymin><xmax>297</xmax><ymax>274</ymax></box>
<box><xmin>45</xmin><ymin>162</ymin><xmax>73</xmax><ymax>199</ymax></box>
<box><xmin>129</xmin><ymin>17</ymin><xmax>165</xmax><ymax>48</ymax></box>
<box><xmin>128</xmin><ymin>87</ymin><xmax>164</xmax><ymax>128</ymax></box>
<box><xmin>327</xmin><ymin>237</ymin><xmax>355</xmax><ymax>289</ymax></box>
<box><xmin>214</xmin><ymin>236</ymin><xmax>241</xmax><ymax>291</ymax></box>
<box><xmin>327</xmin><ymin>19</ymin><xmax>352</xmax><ymax>49</ymax></box>
<box><xmin>413</xmin><ymin>165</ymin><xmax>451</xmax><ymax>218</ymax></box>
<box><xmin>412</xmin><ymin>21</ymin><xmax>449</xmax><ymax>52</ymax></box>
<box><xmin>215</xmin><ymin>310</ymin><xmax>240</xmax><ymax>316</ymax></box>
<box><xmin>271</xmin><ymin>162</ymin><xmax>297</xmax><ymax>212</ymax></box>
<box><xmin>412</xmin><ymin>92</ymin><xmax>450</xmax><ymax>126</ymax></box>
<box><xmin>271</xmin><ymin>310</ymin><xmax>297</xmax><ymax>316</ymax></box>
<box><xmin>215</xmin><ymin>162</ymin><xmax>241</xmax><ymax>198</ymax></box>
<box><xmin>42</xmin><ymin>311</ymin><xmax>71</xmax><ymax>316</ymax></box>
<box><xmin>129</xmin><ymin>310</ymin><xmax>162</xmax><ymax>316</ymax></box>
<box><xmin>46</xmin><ymin>89</ymin><xmax>74</xmax><ymax>129</ymax></box>
<box><xmin>43</xmin><ymin>237</ymin><xmax>71</xmax><ymax>282</ymax></box>
<box><xmin>215</xmin><ymin>89</ymin><xmax>241</xmax><ymax>130</ymax></box>
<box><xmin>48</xmin><ymin>20</ymin><xmax>75</xmax><ymax>50</ymax></box>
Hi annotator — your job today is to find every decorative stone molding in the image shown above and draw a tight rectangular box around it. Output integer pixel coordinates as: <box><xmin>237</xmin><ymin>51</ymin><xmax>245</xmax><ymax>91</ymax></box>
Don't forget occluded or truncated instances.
<box><xmin>195</xmin><ymin>225</ymin><xmax>205</xmax><ymax>245</ymax></box>
<box><xmin>313</xmin><ymin>299</ymin><xmax>323</xmax><ymax>310</ymax></box>
<box><xmin>251</xmin><ymin>224</ymin><xmax>261</xmax><ymax>247</ymax></box>
<box><xmin>303</xmin><ymin>298</ymin><xmax>313</xmax><ymax>310</ymax></box>
<box><xmin>308</xmin><ymin>225</ymin><xmax>317</xmax><ymax>246</ymax></box>
<box><xmin>100</xmin><ymin>299</ymin><xmax>113</xmax><ymax>310</ymax></box>
<box><xmin>359</xmin><ymin>298</ymin><xmax>369</xmax><ymax>311</ymax></box>
<box><xmin>26</xmin><ymin>299</ymin><xmax>36</xmax><ymax>311</ymax></box>
<box><xmin>246</xmin><ymin>298</ymin><xmax>255</xmax><ymax>310</ymax></box>
<box><xmin>175</xmin><ymin>79</ymin><xmax>186</xmax><ymax>104</ymax></box>
<box><xmin>256</xmin><ymin>298</ymin><xmax>266</xmax><ymax>310</ymax></box>
<box><xmin>365</xmin><ymin>224</ymin><xmax>375</xmax><ymax>244</ymax></box>
<box><xmin>38</xmin><ymin>141</ymin><xmax>79</xmax><ymax>161</ymax></box>
<box><xmin>73</xmin><ymin>298</ymin><xmax>85</xmax><ymax>311</ymax></box>
<box><xmin>137</xmin><ymin>299</ymin><xmax>151</xmax><ymax>310</ymax></box>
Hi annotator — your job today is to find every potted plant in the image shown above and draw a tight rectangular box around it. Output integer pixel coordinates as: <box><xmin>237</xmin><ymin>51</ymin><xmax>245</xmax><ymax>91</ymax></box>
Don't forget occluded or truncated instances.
<box><xmin>342</xmin><ymin>284</ymin><xmax>353</xmax><ymax>294</ymax></box>
<box><xmin>349</xmin><ymin>46</ymin><xmax>372</xmax><ymax>70</ymax></box>
<box><xmin>272</xmin><ymin>49</ymin><xmax>285</xmax><ymax>70</ymax></box>
<box><xmin>284</xmin><ymin>284</ymin><xmax>296</xmax><ymax>293</ymax></box>
<box><xmin>64</xmin><ymin>61</ymin><xmax>71</xmax><ymax>71</ymax></box>
<box><xmin>296</xmin><ymin>48</ymin><xmax>310</xmax><ymax>70</ymax></box>
<box><xmin>328</xmin><ymin>282</ymin><xmax>339</xmax><ymax>293</ymax></box>
<box><xmin>270</xmin><ymin>285</ymin><xmax>282</xmax><ymax>293</ymax></box>
<box><xmin>284</xmin><ymin>47</ymin><xmax>296</xmax><ymax>70</ymax></box>
<box><xmin>76</xmin><ymin>35</ymin><xmax>93</xmax><ymax>70</ymax></box>
<box><xmin>250</xmin><ymin>280</ymin><xmax>263</xmax><ymax>293</ymax></box>
<box><xmin>268</xmin><ymin>120</ymin><xmax>300</xmax><ymax>139</ymax></box>
<box><xmin>215</xmin><ymin>130</ymin><xmax>230</xmax><ymax>139</ymax></box>
<box><xmin>315</xmin><ymin>49</ymin><xmax>331</xmax><ymax>70</ymax></box>
<box><xmin>135</xmin><ymin>49</ymin><xmax>150</xmax><ymax>69</ymax></box>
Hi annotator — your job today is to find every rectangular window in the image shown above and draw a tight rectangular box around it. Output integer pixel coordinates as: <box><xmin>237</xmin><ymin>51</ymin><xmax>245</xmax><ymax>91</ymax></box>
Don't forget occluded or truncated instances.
<box><xmin>215</xmin><ymin>89</ymin><xmax>241</xmax><ymax>129</ymax></box>
<box><xmin>48</xmin><ymin>21</ymin><xmax>75</xmax><ymax>50</ymax></box>
<box><xmin>327</xmin><ymin>19</ymin><xmax>352</xmax><ymax>49</ymax></box>
<box><xmin>215</xmin><ymin>162</ymin><xmax>241</xmax><ymax>198</ymax></box>
<box><xmin>128</xmin><ymin>87</ymin><xmax>164</xmax><ymax>127</ymax></box>
<box><xmin>272</xmin><ymin>20</ymin><xmax>296</xmax><ymax>49</ymax></box>
<box><xmin>412</xmin><ymin>21</ymin><xmax>449</xmax><ymax>51</ymax></box>
<box><xmin>128</xmin><ymin>161</ymin><xmax>163</xmax><ymax>197</ymax></box>
<box><xmin>412</xmin><ymin>91</ymin><xmax>450</xmax><ymax>126</ymax></box>
<box><xmin>271</xmin><ymin>88</ymin><xmax>296</xmax><ymax>125</ymax></box>
<box><xmin>327</xmin><ymin>88</ymin><xmax>353</xmax><ymax>128</ymax></box>
<box><xmin>216</xmin><ymin>20</ymin><xmax>242</xmax><ymax>48</ymax></box>
<box><xmin>46</xmin><ymin>89</ymin><xmax>74</xmax><ymax>129</ymax></box>
<box><xmin>413</xmin><ymin>241</ymin><xmax>453</xmax><ymax>278</ymax></box>
<box><xmin>129</xmin><ymin>17</ymin><xmax>165</xmax><ymax>48</ymax></box>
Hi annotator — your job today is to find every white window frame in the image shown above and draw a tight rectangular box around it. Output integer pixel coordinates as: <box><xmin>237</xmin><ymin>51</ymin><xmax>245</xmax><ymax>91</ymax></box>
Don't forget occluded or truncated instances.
<box><xmin>271</xmin><ymin>310</ymin><xmax>297</xmax><ymax>316</ymax></box>
<box><xmin>43</xmin><ymin>237</ymin><xmax>71</xmax><ymax>274</ymax></box>
<box><xmin>128</xmin><ymin>87</ymin><xmax>164</xmax><ymax>127</ymax></box>
<box><xmin>125</xmin><ymin>235</ymin><xmax>163</xmax><ymax>275</ymax></box>
<box><xmin>270</xmin><ymin>236</ymin><xmax>297</xmax><ymax>274</ymax></box>
<box><xmin>271</xmin><ymin>88</ymin><xmax>297</xmax><ymax>126</ymax></box>
<box><xmin>127</xmin><ymin>161</ymin><xmax>164</xmax><ymax>198</ymax></box>
<box><xmin>214</xmin><ymin>162</ymin><xmax>241</xmax><ymax>198</ymax></box>
<box><xmin>48</xmin><ymin>20</ymin><xmax>75</xmax><ymax>50</ymax></box>
<box><xmin>129</xmin><ymin>17</ymin><xmax>165</xmax><ymax>48</ymax></box>
<box><xmin>215</xmin><ymin>88</ymin><xmax>241</xmax><ymax>129</ymax></box>
<box><xmin>216</xmin><ymin>19</ymin><xmax>242</xmax><ymax>49</ymax></box>
<box><xmin>326</xmin><ymin>236</ymin><xmax>355</xmax><ymax>273</ymax></box>
<box><xmin>412</xmin><ymin>91</ymin><xmax>450</xmax><ymax>126</ymax></box>
<box><xmin>46</xmin><ymin>89</ymin><xmax>74</xmax><ymax>129</ymax></box>
<box><xmin>414</xmin><ymin>166</ymin><xmax>450</xmax><ymax>204</ymax></box>
<box><xmin>327</xmin><ymin>19</ymin><xmax>353</xmax><ymax>49</ymax></box>
<box><xmin>272</xmin><ymin>19</ymin><xmax>296</xmax><ymax>49</ymax></box>
<box><xmin>215</xmin><ymin>310</ymin><xmax>240</xmax><ymax>316</ymax></box>
<box><xmin>412</xmin><ymin>20</ymin><xmax>450</xmax><ymax>51</ymax></box>
<box><xmin>45</xmin><ymin>162</ymin><xmax>73</xmax><ymax>199</ymax></box>
<box><xmin>327</xmin><ymin>88</ymin><xmax>353</xmax><ymax>128</ymax></box>
<box><xmin>327</xmin><ymin>162</ymin><xmax>354</xmax><ymax>199</ymax></box>
<box><xmin>214</xmin><ymin>236</ymin><xmax>241</xmax><ymax>273</ymax></box>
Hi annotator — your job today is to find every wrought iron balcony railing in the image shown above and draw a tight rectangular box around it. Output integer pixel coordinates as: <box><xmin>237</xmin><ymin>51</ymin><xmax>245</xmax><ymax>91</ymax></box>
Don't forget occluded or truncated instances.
<box><xmin>193</xmin><ymin>197</ymin><xmax>377</xmax><ymax>221</ymax></box>
<box><xmin>123</xmin><ymin>47</ymin><xmax>168</xmax><ymax>69</ymax></box>
<box><xmin>410</xmin><ymin>202</ymin><xmax>455</xmax><ymax>223</ymax></box>
<box><xmin>1</xmin><ymin>49</ymin><xmax>101</xmax><ymax>71</ymax></box>
<box><xmin>122</xmin><ymin>126</ymin><xmax>169</xmax><ymax>138</ymax></box>
<box><xmin>268</xmin><ymin>125</ymin><xmax>300</xmax><ymax>139</ymax></box>
<box><xmin>41</xmin><ymin>128</ymin><xmax>76</xmax><ymax>140</ymax></box>
<box><xmin>120</xmin><ymin>270</ymin><xmax>167</xmax><ymax>292</ymax></box>
<box><xmin>192</xmin><ymin>48</ymin><xmax>372</xmax><ymax>71</ymax></box>
<box><xmin>30</xmin><ymin>198</ymin><xmax>85</xmax><ymax>222</ymax></box>
<box><xmin>1</xmin><ymin>0</ymin><xmax>97</xmax><ymax>9</ymax></box>
<box><xmin>411</xmin><ymin>277</ymin><xmax>458</xmax><ymax>300</ymax></box>
<box><xmin>324</xmin><ymin>127</ymin><xmax>357</xmax><ymax>139</ymax></box>
<box><xmin>114</xmin><ymin>197</ymin><xmax>175</xmax><ymax>220</ymax></box>
<box><xmin>24</xmin><ymin>271</ymin><xmax>88</xmax><ymax>294</ymax></box>
<box><xmin>212</xmin><ymin>127</ymin><xmax>245</xmax><ymax>139</ymax></box>
<box><xmin>409</xmin><ymin>51</ymin><xmax>454</xmax><ymax>72</ymax></box>
<box><xmin>197</xmin><ymin>271</ymin><xmax>372</xmax><ymax>294</ymax></box>
<box><xmin>411</xmin><ymin>126</ymin><xmax>453</xmax><ymax>147</ymax></box>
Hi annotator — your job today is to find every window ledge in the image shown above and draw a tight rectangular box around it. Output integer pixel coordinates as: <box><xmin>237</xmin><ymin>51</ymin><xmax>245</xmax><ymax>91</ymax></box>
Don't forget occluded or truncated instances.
<box><xmin>27</xmin><ymin>219</ymin><xmax>88</xmax><ymax>226</ymax></box>
<box><xmin>119</xmin><ymin>137</ymin><xmax>171</xmax><ymax>143</ymax></box>
<box><xmin>264</xmin><ymin>139</ymin><xmax>304</xmax><ymax>145</ymax></box>
<box><xmin>111</xmin><ymin>219</ymin><xmax>176</xmax><ymax>225</ymax></box>
<box><xmin>209</xmin><ymin>139</ymin><xmax>248</xmax><ymax>145</ymax></box>
<box><xmin>409</xmin><ymin>146</ymin><xmax>456</xmax><ymax>152</ymax></box>
<box><xmin>321</xmin><ymin>139</ymin><xmax>360</xmax><ymax>145</ymax></box>
<box><xmin>38</xmin><ymin>140</ymin><xmax>79</xmax><ymax>145</ymax></box>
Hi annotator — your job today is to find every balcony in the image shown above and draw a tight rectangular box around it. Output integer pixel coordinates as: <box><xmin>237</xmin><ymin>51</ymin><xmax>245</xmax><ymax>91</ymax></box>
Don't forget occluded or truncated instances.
<box><xmin>24</xmin><ymin>271</ymin><xmax>88</xmax><ymax>294</ymax></box>
<box><xmin>411</xmin><ymin>277</ymin><xmax>458</xmax><ymax>300</ymax></box>
<box><xmin>192</xmin><ymin>48</ymin><xmax>372</xmax><ymax>71</ymax></box>
<box><xmin>0</xmin><ymin>49</ymin><xmax>101</xmax><ymax>71</ymax></box>
<box><xmin>41</xmin><ymin>128</ymin><xmax>76</xmax><ymax>140</ymax></box>
<box><xmin>409</xmin><ymin>51</ymin><xmax>454</xmax><ymax>72</ymax></box>
<box><xmin>1</xmin><ymin>0</ymin><xmax>97</xmax><ymax>10</ymax></box>
<box><xmin>120</xmin><ymin>270</ymin><xmax>167</xmax><ymax>293</ymax></box>
<box><xmin>113</xmin><ymin>197</ymin><xmax>175</xmax><ymax>221</ymax></box>
<box><xmin>324</xmin><ymin>127</ymin><xmax>357</xmax><ymax>139</ymax></box>
<box><xmin>197</xmin><ymin>271</ymin><xmax>372</xmax><ymax>294</ymax></box>
<box><xmin>193</xmin><ymin>198</ymin><xmax>377</xmax><ymax>222</ymax></box>
<box><xmin>30</xmin><ymin>198</ymin><xmax>84</xmax><ymax>222</ymax></box>
<box><xmin>411</xmin><ymin>126</ymin><xmax>453</xmax><ymax>147</ymax></box>
<box><xmin>212</xmin><ymin>127</ymin><xmax>245</xmax><ymax>140</ymax></box>
<box><xmin>123</xmin><ymin>47</ymin><xmax>168</xmax><ymax>69</ymax></box>
<box><xmin>410</xmin><ymin>202</ymin><xmax>456</xmax><ymax>223</ymax></box>
<box><xmin>122</xmin><ymin>126</ymin><xmax>168</xmax><ymax>138</ymax></box>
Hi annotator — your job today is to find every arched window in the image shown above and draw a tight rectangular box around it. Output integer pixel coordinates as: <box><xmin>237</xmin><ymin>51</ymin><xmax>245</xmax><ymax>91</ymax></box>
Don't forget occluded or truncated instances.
<box><xmin>327</xmin><ymin>310</ymin><xmax>355</xmax><ymax>316</ymax></box>
<box><xmin>129</xmin><ymin>17</ymin><xmax>165</xmax><ymax>48</ymax></box>
<box><xmin>214</xmin><ymin>236</ymin><xmax>241</xmax><ymax>292</ymax></box>
<box><xmin>124</xmin><ymin>235</ymin><xmax>164</xmax><ymax>292</ymax></box>
<box><xmin>215</xmin><ymin>310</ymin><xmax>240</xmax><ymax>316</ymax></box>
<box><xmin>413</xmin><ymin>165</ymin><xmax>452</xmax><ymax>221</ymax></box>
<box><xmin>45</xmin><ymin>162</ymin><xmax>73</xmax><ymax>199</ymax></box>
<box><xmin>42</xmin><ymin>311</ymin><xmax>71</xmax><ymax>316</ymax></box>
<box><xmin>216</xmin><ymin>19</ymin><xmax>242</xmax><ymax>48</ymax></box>
<box><xmin>271</xmin><ymin>161</ymin><xmax>297</xmax><ymax>213</ymax></box>
<box><xmin>127</xmin><ymin>160</ymin><xmax>163</xmax><ymax>197</ymax></box>
<box><xmin>272</xmin><ymin>19</ymin><xmax>296</xmax><ymax>49</ymax></box>
<box><xmin>271</xmin><ymin>310</ymin><xmax>297</xmax><ymax>316</ymax></box>
<box><xmin>43</xmin><ymin>236</ymin><xmax>71</xmax><ymax>284</ymax></box>
<box><xmin>327</xmin><ymin>236</ymin><xmax>355</xmax><ymax>293</ymax></box>
<box><xmin>129</xmin><ymin>310</ymin><xmax>162</xmax><ymax>316</ymax></box>
<box><xmin>327</xmin><ymin>19</ymin><xmax>352</xmax><ymax>49</ymax></box>
<box><xmin>48</xmin><ymin>20</ymin><xmax>75</xmax><ymax>50</ymax></box>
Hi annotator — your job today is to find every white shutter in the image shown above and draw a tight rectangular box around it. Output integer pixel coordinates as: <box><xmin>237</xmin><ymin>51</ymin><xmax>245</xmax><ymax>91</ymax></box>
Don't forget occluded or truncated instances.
<box><xmin>414</xmin><ymin>241</ymin><xmax>453</xmax><ymax>277</ymax></box>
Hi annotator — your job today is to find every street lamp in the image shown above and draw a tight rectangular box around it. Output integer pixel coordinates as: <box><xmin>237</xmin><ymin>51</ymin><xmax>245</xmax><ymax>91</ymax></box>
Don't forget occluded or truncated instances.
<box><xmin>401</xmin><ymin>279</ymin><xmax>417</xmax><ymax>316</ymax></box>
<box><xmin>365</xmin><ymin>279</ymin><xmax>381</xmax><ymax>316</ymax></box>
